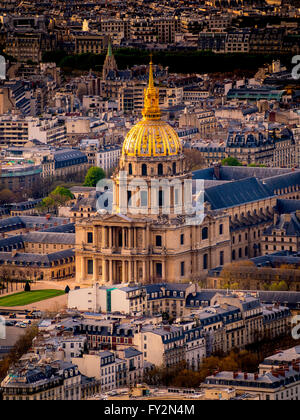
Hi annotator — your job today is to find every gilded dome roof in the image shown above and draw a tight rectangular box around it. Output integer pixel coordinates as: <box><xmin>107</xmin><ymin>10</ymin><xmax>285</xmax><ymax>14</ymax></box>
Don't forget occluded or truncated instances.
<box><xmin>122</xmin><ymin>119</ymin><xmax>182</xmax><ymax>157</ymax></box>
<box><xmin>122</xmin><ymin>58</ymin><xmax>182</xmax><ymax>158</ymax></box>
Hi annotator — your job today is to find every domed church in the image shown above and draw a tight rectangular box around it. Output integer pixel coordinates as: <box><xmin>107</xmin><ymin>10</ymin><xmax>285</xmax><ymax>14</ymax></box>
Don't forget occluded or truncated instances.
<box><xmin>75</xmin><ymin>60</ymin><xmax>231</xmax><ymax>285</ymax></box>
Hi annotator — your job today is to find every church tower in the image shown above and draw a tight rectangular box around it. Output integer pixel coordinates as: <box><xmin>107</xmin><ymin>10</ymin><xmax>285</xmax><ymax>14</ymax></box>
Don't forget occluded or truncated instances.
<box><xmin>102</xmin><ymin>37</ymin><xmax>118</xmax><ymax>80</ymax></box>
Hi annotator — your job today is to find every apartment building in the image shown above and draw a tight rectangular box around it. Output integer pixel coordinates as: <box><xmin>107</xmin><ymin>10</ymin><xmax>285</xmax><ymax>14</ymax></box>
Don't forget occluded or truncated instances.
<box><xmin>0</xmin><ymin>361</ymin><xmax>82</xmax><ymax>401</ymax></box>
<box><xmin>72</xmin><ymin>351</ymin><xmax>117</xmax><ymax>392</ymax></box>
<box><xmin>5</xmin><ymin>32</ymin><xmax>55</xmax><ymax>63</ymax></box>
<box><xmin>0</xmin><ymin>116</ymin><xmax>66</xmax><ymax>148</ymax></box>
<box><xmin>262</xmin><ymin>211</ymin><xmax>300</xmax><ymax>255</ymax></box>
<box><xmin>133</xmin><ymin>325</ymin><xmax>185</xmax><ymax>368</ymax></box>
<box><xmin>204</xmin><ymin>366</ymin><xmax>300</xmax><ymax>400</ymax></box>
<box><xmin>225</xmin><ymin>30</ymin><xmax>251</xmax><ymax>53</ymax></box>
<box><xmin>179</xmin><ymin>109</ymin><xmax>217</xmax><ymax>136</ymax></box>
<box><xmin>68</xmin><ymin>282</ymin><xmax>197</xmax><ymax>318</ymax></box>
<box><xmin>74</xmin><ymin>34</ymin><xmax>108</xmax><ymax>54</ymax></box>
<box><xmin>96</xmin><ymin>145</ymin><xmax>121</xmax><ymax>171</ymax></box>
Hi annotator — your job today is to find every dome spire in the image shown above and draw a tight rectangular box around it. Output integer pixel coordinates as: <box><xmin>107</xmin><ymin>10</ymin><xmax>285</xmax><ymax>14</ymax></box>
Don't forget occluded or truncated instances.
<box><xmin>142</xmin><ymin>55</ymin><xmax>161</xmax><ymax>121</ymax></box>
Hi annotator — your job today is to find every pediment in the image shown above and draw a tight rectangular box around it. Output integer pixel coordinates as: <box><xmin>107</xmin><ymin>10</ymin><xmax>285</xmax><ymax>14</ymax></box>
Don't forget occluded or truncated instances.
<box><xmin>101</xmin><ymin>213</ymin><xmax>134</xmax><ymax>224</ymax></box>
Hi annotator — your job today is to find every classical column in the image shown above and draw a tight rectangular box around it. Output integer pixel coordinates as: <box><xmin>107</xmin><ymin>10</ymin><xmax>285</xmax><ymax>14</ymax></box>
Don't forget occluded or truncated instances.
<box><xmin>103</xmin><ymin>227</ymin><xmax>107</xmax><ymax>248</ymax></box>
<box><xmin>110</xmin><ymin>227</ymin><xmax>113</xmax><ymax>248</ymax></box>
<box><xmin>93</xmin><ymin>259</ymin><xmax>97</xmax><ymax>282</ymax></box>
<box><xmin>122</xmin><ymin>260</ymin><xmax>126</xmax><ymax>283</ymax></box>
<box><xmin>81</xmin><ymin>257</ymin><xmax>86</xmax><ymax>282</ymax></box>
<box><xmin>162</xmin><ymin>261</ymin><xmax>166</xmax><ymax>281</ymax></box>
<box><xmin>130</xmin><ymin>228</ymin><xmax>134</xmax><ymax>248</ymax></box>
<box><xmin>134</xmin><ymin>260</ymin><xmax>138</xmax><ymax>282</ymax></box>
<box><xmin>128</xmin><ymin>260</ymin><xmax>132</xmax><ymax>282</ymax></box>
<box><xmin>142</xmin><ymin>261</ymin><xmax>146</xmax><ymax>283</ymax></box>
<box><xmin>102</xmin><ymin>259</ymin><xmax>107</xmax><ymax>282</ymax></box>
<box><xmin>149</xmin><ymin>259</ymin><xmax>153</xmax><ymax>281</ymax></box>
<box><xmin>109</xmin><ymin>260</ymin><xmax>113</xmax><ymax>283</ymax></box>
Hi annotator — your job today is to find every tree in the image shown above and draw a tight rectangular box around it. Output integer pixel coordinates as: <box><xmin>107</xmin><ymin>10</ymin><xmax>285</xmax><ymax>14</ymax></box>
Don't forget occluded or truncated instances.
<box><xmin>37</xmin><ymin>186</ymin><xmax>74</xmax><ymax>215</ymax></box>
<box><xmin>247</xmin><ymin>163</ymin><xmax>266</xmax><ymax>168</ymax></box>
<box><xmin>24</xmin><ymin>281</ymin><xmax>31</xmax><ymax>292</ymax></box>
<box><xmin>84</xmin><ymin>167</ymin><xmax>105</xmax><ymax>187</ymax></box>
<box><xmin>221</xmin><ymin>157</ymin><xmax>243</xmax><ymax>167</ymax></box>
<box><xmin>51</xmin><ymin>186</ymin><xmax>74</xmax><ymax>200</ymax></box>
<box><xmin>269</xmin><ymin>281</ymin><xmax>288</xmax><ymax>291</ymax></box>
<box><xmin>65</xmin><ymin>285</ymin><xmax>70</xmax><ymax>294</ymax></box>
<box><xmin>184</xmin><ymin>149</ymin><xmax>205</xmax><ymax>171</ymax></box>
<box><xmin>0</xmin><ymin>189</ymin><xmax>14</xmax><ymax>205</ymax></box>
<box><xmin>0</xmin><ymin>325</ymin><xmax>38</xmax><ymax>382</ymax></box>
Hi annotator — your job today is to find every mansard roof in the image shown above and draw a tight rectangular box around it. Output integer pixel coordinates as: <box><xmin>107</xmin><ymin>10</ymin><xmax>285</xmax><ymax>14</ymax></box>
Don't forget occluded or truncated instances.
<box><xmin>204</xmin><ymin>177</ymin><xmax>272</xmax><ymax>210</ymax></box>
<box><xmin>263</xmin><ymin>171</ymin><xmax>300</xmax><ymax>195</ymax></box>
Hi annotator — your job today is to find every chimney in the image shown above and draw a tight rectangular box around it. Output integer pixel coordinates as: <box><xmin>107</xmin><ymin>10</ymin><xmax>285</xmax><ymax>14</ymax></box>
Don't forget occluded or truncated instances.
<box><xmin>213</xmin><ymin>163</ymin><xmax>221</xmax><ymax>180</ymax></box>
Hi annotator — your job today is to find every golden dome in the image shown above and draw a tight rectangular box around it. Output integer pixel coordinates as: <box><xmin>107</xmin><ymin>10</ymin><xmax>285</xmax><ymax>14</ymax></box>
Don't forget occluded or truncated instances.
<box><xmin>122</xmin><ymin>59</ymin><xmax>182</xmax><ymax>158</ymax></box>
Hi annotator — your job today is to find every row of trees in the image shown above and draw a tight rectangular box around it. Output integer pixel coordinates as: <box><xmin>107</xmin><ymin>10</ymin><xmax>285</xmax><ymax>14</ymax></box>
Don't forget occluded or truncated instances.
<box><xmin>42</xmin><ymin>49</ymin><xmax>293</xmax><ymax>76</ymax></box>
<box><xmin>219</xmin><ymin>261</ymin><xmax>300</xmax><ymax>291</ymax></box>
<box><xmin>144</xmin><ymin>350</ymin><xmax>260</xmax><ymax>388</ymax></box>
<box><xmin>221</xmin><ymin>157</ymin><xmax>266</xmax><ymax>167</ymax></box>
<box><xmin>144</xmin><ymin>331</ymin><xmax>300</xmax><ymax>389</ymax></box>
<box><xmin>0</xmin><ymin>326</ymin><xmax>39</xmax><ymax>384</ymax></box>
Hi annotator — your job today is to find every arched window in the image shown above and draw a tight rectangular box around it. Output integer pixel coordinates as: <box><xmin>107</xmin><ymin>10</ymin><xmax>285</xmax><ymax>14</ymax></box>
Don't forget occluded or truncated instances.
<box><xmin>232</xmin><ymin>250</ymin><xmax>236</xmax><ymax>261</ymax></box>
<box><xmin>172</xmin><ymin>162</ymin><xmax>176</xmax><ymax>175</ymax></box>
<box><xmin>202</xmin><ymin>227</ymin><xmax>208</xmax><ymax>240</ymax></box>
<box><xmin>142</xmin><ymin>164</ymin><xmax>147</xmax><ymax>176</ymax></box>
<box><xmin>129</xmin><ymin>163</ymin><xmax>132</xmax><ymax>175</ymax></box>
<box><xmin>158</xmin><ymin>163</ymin><xmax>163</xmax><ymax>176</ymax></box>
<box><xmin>203</xmin><ymin>254</ymin><xmax>208</xmax><ymax>270</ymax></box>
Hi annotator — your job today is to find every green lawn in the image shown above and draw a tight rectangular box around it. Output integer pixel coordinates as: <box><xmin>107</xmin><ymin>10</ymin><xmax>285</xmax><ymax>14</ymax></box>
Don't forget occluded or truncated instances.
<box><xmin>0</xmin><ymin>289</ymin><xmax>65</xmax><ymax>307</ymax></box>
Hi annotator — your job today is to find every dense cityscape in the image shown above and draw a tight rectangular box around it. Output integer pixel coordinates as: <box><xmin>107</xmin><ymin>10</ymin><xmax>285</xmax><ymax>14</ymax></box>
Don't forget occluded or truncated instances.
<box><xmin>0</xmin><ymin>0</ymin><xmax>299</xmax><ymax>404</ymax></box>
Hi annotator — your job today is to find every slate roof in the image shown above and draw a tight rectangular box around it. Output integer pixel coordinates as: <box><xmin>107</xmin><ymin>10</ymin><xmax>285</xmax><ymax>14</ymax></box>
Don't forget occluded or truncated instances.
<box><xmin>22</xmin><ymin>232</ymin><xmax>75</xmax><ymax>245</ymax></box>
<box><xmin>186</xmin><ymin>291</ymin><xmax>219</xmax><ymax>307</ymax></box>
<box><xmin>263</xmin><ymin>213</ymin><xmax>300</xmax><ymax>236</ymax></box>
<box><xmin>0</xmin><ymin>217</ymin><xmax>25</xmax><ymax>233</ymax></box>
<box><xmin>192</xmin><ymin>166</ymin><xmax>294</xmax><ymax>182</ymax></box>
<box><xmin>10</xmin><ymin>199</ymin><xmax>42</xmax><ymax>211</ymax></box>
<box><xmin>0</xmin><ymin>235</ymin><xmax>24</xmax><ymax>251</ymax></box>
<box><xmin>276</xmin><ymin>199</ymin><xmax>300</xmax><ymax>214</ymax></box>
<box><xmin>0</xmin><ymin>249</ymin><xmax>74</xmax><ymax>266</ymax></box>
<box><xmin>53</xmin><ymin>149</ymin><xmax>86</xmax><ymax>162</ymax></box>
<box><xmin>263</xmin><ymin>171</ymin><xmax>300</xmax><ymax>195</ymax></box>
<box><xmin>205</xmin><ymin>367</ymin><xmax>300</xmax><ymax>386</ymax></box>
<box><xmin>41</xmin><ymin>223</ymin><xmax>75</xmax><ymax>233</ymax></box>
<box><xmin>123</xmin><ymin>347</ymin><xmax>142</xmax><ymax>358</ymax></box>
<box><xmin>0</xmin><ymin>216</ymin><xmax>70</xmax><ymax>233</ymax></box>
<box><xmin>193</xmin><ymin>168</ymin><xmax>215</xmax><ymax>180</ymax></box>
<box><xmin>204</xmin><ymin>177</ymin><xmax>272</xmax><ymax>210</ymax></box>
